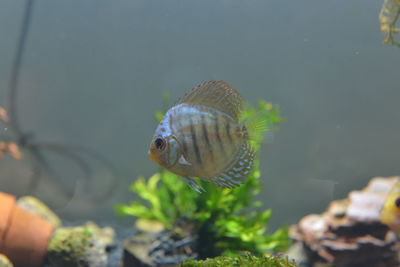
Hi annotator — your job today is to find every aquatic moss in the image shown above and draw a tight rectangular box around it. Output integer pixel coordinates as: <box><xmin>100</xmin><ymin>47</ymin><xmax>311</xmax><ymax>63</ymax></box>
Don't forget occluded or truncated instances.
<box><xmin>116</xmin><ymin>100</ymin><xmax>290</xmax><ymax>257</ymax></box>
<box><xmin>180</xmin><ymin>253</ymin><xmax>297</xmax><ymax>267</ymax></box>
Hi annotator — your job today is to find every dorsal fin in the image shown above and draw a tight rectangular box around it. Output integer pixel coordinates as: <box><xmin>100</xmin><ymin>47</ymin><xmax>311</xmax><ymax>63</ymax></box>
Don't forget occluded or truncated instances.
<box><xmin>175</xmin><ymin>81</ymin><xmax>243</xmax><ymax>120</ymax></box>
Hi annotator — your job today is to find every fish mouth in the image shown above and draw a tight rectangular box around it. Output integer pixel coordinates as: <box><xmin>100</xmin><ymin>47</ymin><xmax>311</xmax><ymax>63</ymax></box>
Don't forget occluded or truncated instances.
<box><xmin>148</xmin><ymin>149</ymin><xmax>160</xmax><ymax>163</ymax></box>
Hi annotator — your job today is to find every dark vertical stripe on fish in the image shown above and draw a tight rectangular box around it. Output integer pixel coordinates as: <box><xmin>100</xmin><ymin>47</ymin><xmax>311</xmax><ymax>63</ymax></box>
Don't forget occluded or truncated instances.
<box><xmin>226</xmin><ymin>120</ymin><xmax>232</xmax><ymax>143</ymax></box>
<box><xmin>189</xmin><ymin>116</ymin><xmax>202</xmax><ymax>165</ymax></box>
<box><xmin>201</xmin><ymin>113</ymin><xmax>213</xmax><ymax>160</ymax></box>
<box><xmin>176</xmin><ymin>114</ymin><xmax>189</xmax><ymax>154</ymax></box>
<box><xmin>215</xmin><ymin>115</ymin><xmax>225</xmax><ymax>156</ymax></box>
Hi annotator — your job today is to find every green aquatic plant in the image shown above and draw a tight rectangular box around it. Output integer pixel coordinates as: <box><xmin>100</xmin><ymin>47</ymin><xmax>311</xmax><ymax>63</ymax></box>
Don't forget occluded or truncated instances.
<box><xmin>180</xmin><ymin>253</ymin><xmax>297</xmax><ymax>267</ymax></box>
<box><xmin>116</xmin><ymin>100</ymin><xmax>289</xmax><ymax>257</ymax></box>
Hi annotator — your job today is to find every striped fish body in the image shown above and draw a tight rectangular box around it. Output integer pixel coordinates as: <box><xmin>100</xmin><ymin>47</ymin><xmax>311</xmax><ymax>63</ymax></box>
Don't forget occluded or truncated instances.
<box><xmin>148</xmin><ymin>81</ymin><xmax>255</xmax><ymax>191</ymax></box>
<box><xmin>167</xmin><ymin>103</ymin><xmax>243</xmax><ymax>178</ymax></box>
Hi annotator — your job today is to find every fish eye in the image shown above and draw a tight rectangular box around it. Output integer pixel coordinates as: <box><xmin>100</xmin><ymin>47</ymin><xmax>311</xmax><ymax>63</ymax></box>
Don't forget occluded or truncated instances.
<box><xmin>395</xmin><ymin>197</ymin><xmax>400</xmax><ymax>208</ymax></box>
<box><xmin>154</xmin><ymin>138</ymin><xmax>166</xmax><ymax>151</ymax></box>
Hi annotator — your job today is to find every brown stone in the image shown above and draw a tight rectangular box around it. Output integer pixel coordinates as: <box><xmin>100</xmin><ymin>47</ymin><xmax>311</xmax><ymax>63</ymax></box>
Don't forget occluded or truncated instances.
<box><xmin>289</xmin><ymin>176</ymin><xmax>400</xmax><ymax>267</ymax></box>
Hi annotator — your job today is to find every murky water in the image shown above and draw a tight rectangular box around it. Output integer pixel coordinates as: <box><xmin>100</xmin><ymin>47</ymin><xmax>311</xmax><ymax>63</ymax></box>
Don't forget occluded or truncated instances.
<box><xmin>0</xmin><ymin>0</ymin><xmax>399</xmax><ymax>230</ymax></box>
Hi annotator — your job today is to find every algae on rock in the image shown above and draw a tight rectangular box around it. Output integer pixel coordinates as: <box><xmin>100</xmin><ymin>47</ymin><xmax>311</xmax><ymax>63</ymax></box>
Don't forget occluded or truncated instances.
<box><xmin>46</xmin><ymin>226</ymin><xmax>108</xmax><ymax>267</ymax></box>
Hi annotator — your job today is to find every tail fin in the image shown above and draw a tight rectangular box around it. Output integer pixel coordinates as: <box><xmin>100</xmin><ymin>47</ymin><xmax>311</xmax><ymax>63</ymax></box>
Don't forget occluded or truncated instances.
<box><xmin>242</xmin><ymin>111</ymin><xmax>271</xmax><ymax>145</ymax></box>
<box><xmin>240</xmin><ymin>101</ymin><xmax>281</xmax><ymax>147</ymax></box>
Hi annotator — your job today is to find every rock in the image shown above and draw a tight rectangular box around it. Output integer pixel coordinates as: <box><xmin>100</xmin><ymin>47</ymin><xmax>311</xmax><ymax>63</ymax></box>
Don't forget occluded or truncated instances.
<box><xmin>47</xmin><ymin>221</ymin><xmax>134</xmax><ymax>267</ymax></box>
<box><xmin>17</xmin><ymin>196</ymin><xmax>61</xmax><ymax>228</ymax></box>
<box><xmin>147</xmin><ymin>230</ymin><xmax>197</xmax><ymax>265</ymax></box>
<box><xmin>286</xmin><ymin>242</ymin><xmax>308</xmax><ymax>266</ymax></box>
<box><xmin>0</xmin><ymin>254</ymin><xmax>13</xmax><ymax>267</ymax></box>
<box><xmin>122</xmin><ymin>232</ymin><xmax>155</xmax><ymax>267</ymax></box>
<box><xmin>122</xmin><ymin>221</ymin><xmax>197</xmax><ymax>267</ymax></box>
<box><xmin>46</xmin><ymin>226</ymin><xmax>108</xmax><ymax>267</ymax></box>
<box><xmin>84</xmin><ymin>221</ymin><xmax>116</xmax><ymax>248</ymax></box>
<box><xmin>290</xmin><ymin>176</ymin><xmax>400</xmax><ymax>267</ymax></box>
<box><xmin>135</xmin><ymin>219</ymin><xmax>165</xmax><ymax>234</ymax></box>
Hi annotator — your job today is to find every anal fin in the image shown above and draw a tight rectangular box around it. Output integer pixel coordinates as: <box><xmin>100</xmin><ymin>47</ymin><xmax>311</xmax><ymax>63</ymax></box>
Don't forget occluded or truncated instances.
<box><xmin>207</xmin><ymin>142</ymin><xmax>255</xmax><ymax>188</ymax></box>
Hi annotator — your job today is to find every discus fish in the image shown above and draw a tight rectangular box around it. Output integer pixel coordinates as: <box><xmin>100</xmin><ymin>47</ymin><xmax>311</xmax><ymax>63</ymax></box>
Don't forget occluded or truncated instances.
<box><xmin>148</xmin><ymin>80</ymin><xmax>264</xmax><ymax>192</ymax></box>
<box><xmin>380</xmin><ymin>180</ymin><xmax>400</xmax><ymax>234</ymax></box>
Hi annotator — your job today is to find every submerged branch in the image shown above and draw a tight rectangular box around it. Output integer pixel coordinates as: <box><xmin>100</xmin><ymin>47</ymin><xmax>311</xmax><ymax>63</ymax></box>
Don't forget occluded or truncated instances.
<box><xmin>8</xmin><ymin>0</ymin><xmax>35</xmax><ymax>134</ymax></box>
<box><xmin>2</xmin><ymin>0</ymin><xmax>119</xmax><ymax>205</ymax></box>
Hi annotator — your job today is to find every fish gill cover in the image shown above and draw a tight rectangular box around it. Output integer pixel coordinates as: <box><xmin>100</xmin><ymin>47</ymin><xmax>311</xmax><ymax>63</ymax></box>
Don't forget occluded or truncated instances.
<box><xmin>115</xmin><ymin>98</ymin><xmax>290</xmax><ymax>258</ymax></box>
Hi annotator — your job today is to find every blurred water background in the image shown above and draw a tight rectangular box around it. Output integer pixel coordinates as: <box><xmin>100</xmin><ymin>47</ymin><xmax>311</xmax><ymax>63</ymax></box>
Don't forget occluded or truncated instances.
<box><xmin>0</xmin><ymin>0</ymin><xmax>399</xmax><ymax>230</ymax></box>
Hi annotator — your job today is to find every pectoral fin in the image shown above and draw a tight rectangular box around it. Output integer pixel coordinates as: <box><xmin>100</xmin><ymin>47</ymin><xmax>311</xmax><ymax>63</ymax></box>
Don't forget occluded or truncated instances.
<box><xmin>178</xmin><ymin>155</ymin><xmax>192</xmax><ymax>166</ymax></box>
<box><xmin>184</xmin><ymin>177</ymin><xmax>205</xmax><ymax>193</ymax></box>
